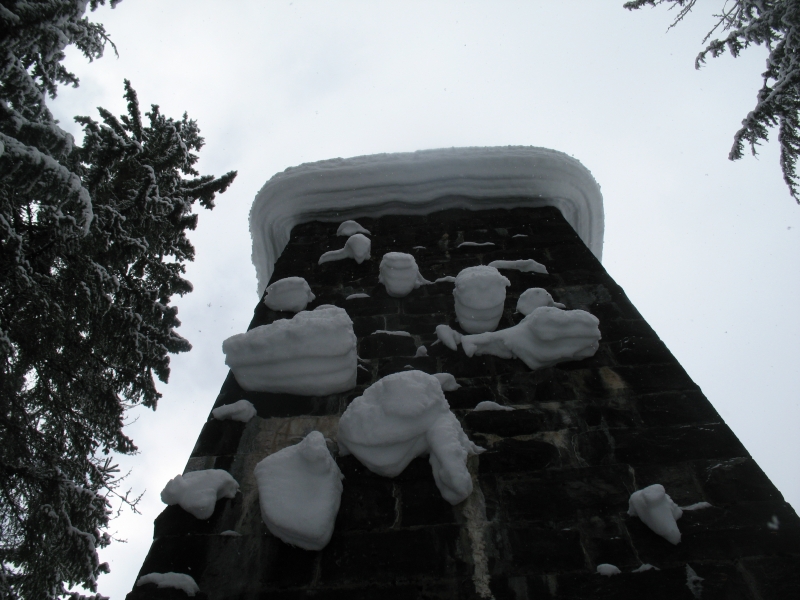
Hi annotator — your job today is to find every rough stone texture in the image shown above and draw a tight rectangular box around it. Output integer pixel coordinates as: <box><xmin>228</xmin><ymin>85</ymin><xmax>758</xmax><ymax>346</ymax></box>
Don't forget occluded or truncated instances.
<box><xmin>128</xmin><ymin>206</ymin><xmax>800</xmax><ymax>600</ymax></box>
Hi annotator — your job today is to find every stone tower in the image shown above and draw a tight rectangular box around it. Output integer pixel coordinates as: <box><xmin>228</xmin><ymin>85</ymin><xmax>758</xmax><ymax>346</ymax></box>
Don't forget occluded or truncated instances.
<box><xmin>127</xmin><ymin>148</ymin><xmax>800</xmax><ymax>600</ymax></box>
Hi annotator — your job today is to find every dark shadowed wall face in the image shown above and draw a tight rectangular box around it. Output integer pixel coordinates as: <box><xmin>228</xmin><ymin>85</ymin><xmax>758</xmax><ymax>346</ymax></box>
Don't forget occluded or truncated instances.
<box><xmin>129</xmin><ymin>207</ymin><xmax>799</xmax><ymax>600</ymax></box>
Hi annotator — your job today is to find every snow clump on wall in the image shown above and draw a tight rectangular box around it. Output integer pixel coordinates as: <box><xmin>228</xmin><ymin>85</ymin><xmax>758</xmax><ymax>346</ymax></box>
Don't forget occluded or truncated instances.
<box><xmin>318</xmin><ymin>233</ymin><xmax>371</xmax><ymax>265</ymax></box>
<box><xmin>263</xmin><ymin>276</ymin><xmax>316</xmax><ymax>312</ymax></box>
<box><xmin>337</xmin><ymin>370</ymin><xmax>484</xmax><ymax>504</ymax></box>
<box><xmin>628</xmin><ymin>484</ymin><xmax>684</xmax><ymax>545</ymax></box>
<box><xmin>453</xmin><ymin>266</ymin><xmax>510</xmax><ymax>334</ymax></box>
<box><xmin>379</xmin><ymin>252</ymin><xmax>428</xmax><ymax>298</ymax></box>
<box><xmin>460</xmin><ymin>306</ymin><xmax>600</xmax><ymax>370</ymax></box>
<box><xmin>160</xmin><ymin>469</ymin><xmax>239</xmax><ymax>520</ymax></box>
<box><xmin>136</xmin><ymin>573</ymin><xmax>199</xmax><ymax>596</ymax></box>
<box><xmin>222</xmin><ymin>306</ymin><xmax>357</xmax><ymax>396</ymax></box>
<box><xmin>254</xmin><ymin>431</ymin><xmax>343</xmax><ymax>551</ymax></box>
<box><xmin>516</xmin><ymin>288</ymin><xmax>565</xmax><ymax>315</ymax></box>
<box><xmin>336</xmin><ymin>219</ymin><xmax>371</xmax><ymax>236</ymax></box>
<box><xmin>211</xmin><ymin>399</ymin><xmax>257</xmax><ymax>423</ymax></box>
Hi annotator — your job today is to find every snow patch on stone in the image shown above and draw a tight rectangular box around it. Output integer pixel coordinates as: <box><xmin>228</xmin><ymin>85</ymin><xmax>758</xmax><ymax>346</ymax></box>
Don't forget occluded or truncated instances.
<box><xmin>250</xmin><ymin>147</ymin><xmax>604</xmax><ymax>295</ymax></box>
<box><xmin>212</xmin><ymin>400</ymin><xmax>257</xmax><ymax>423</ymax></box>
<box><xmin>337</xmin><ymin>220</ymin><xmax>370</xmax><ymax>236</ymax></box>
<box><xmin>372</xmin><ymin>329</ymin><xmax>412</xmax><ymax>337</ymax></box>
<box><xmin>415</xmin><ymin>345</ymin><xmax>428</xmax><ymax>357</ymax></box>
<box><xmin>379</xmin><ymin>252</ymin><xmax>429</xmax><ymax>297</ymax></box>
<box><xmin>516</xmin><ymin>288</ymin><xmax>565</xmax><ymax>315</ymax></box>
<box><xmin>436</xmin><ymin>324</ymin><xmax>463</xmax><ymax>351</ymax></box>
<box><xmin>458</xmin><ymin>241</ymin><xmax>495</xmax><ymax>248</ymax></box>
<box><xmin>435</xmin><ymin>276</ymin><xmax>456</xmax><ymax>283</ymax></box>
<box><xmin>223</xmin><ymin>306</ymin><xmax>357</xmax><ymax>396</ymax></box>
<box><xmin>453</xmin><ymin>266</ymin><xmax>510</xmax><ymax>334</ymax></box>
<box><xmin>160</xmin><ymin>470</ymin><xmax>239</xmax><ymax>520</ymax></box>
<box><xmin>632</xmin><ymin>564</ymin><xmax>659</xmax><ymax>573</ymax></box>
<box><xmin>488</xmin><ymin>259</ymin><xmax>548</xmax><ymax>274</ymax></box>
<box><xmin>473</xmin><ymin>401</ymin><xmax>514</xmax><ymax>412</ymax></box>
<box><xmin>512</xmin><ymin>234</ymin><xmax>528</xmax><ymax>238</ymax></box>
<box><xmin>337</xmin><ymin>371</ymin><xmax>484</xmax><ymax>504</ymax></box>
<box><xmin>136</xmin><ymin>573</ymin><xmax>199</xmax><ymax>596</ymax></box>
<box><xmin>263</xmin><ymin>277</ymin><xmax>315</xmax><ymax>312</ymax></box>
<box><xmin>628</xmin><ymin>484</ymin><xmax>683</xmax><ymax>545</ymax></box>
<box><xmin>413</xmin><ymin>245</ymin><xmax>426</xmax><ymax>249</ymax></box>
<box><xmin>319</xmin><ymin>233</ymin><xmax>371</xmax><ymax>265</ymax></box>
<box><xmin>433</xmin><ymin>372</ymin><xmax>460</xmax><ymax>391</ymax></box>
<box><xmin>596</xmin><ymin>564</ymin><xmax>621</xmax><ymax>576</ymax></box>
<box><xmin>254</xmin><ymin>431</ymin><xmax>343</xmax><ymax>551</ymax></box>
<box><xmin>220</xmin><ymin>530</ymin><xmax>241</xmax><ymax>537</ymax></box>
<box><xmin>460</xmin><ymin>306</ymin><xmax>601</xmax><ymax>370</ymax></box>
<box><xmin>346</xmin><ymin>293</ymin><xmax>370</xmax><ymax>300</ymax></box>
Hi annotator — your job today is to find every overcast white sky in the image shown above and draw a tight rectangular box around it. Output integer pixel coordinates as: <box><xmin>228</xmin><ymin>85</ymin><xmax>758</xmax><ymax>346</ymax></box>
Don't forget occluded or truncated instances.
<box><xmin>49</xmin><ymin>1</ymin><xmax>799</xmax><ymax>597</ymax></box>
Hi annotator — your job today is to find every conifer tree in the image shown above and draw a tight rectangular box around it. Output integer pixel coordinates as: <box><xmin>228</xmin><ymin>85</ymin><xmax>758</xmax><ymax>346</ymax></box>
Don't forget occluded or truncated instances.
<box><xmin>0</xmin><ymin>2</ymin><xmax>236</xmax><ymax>598</ymax></box>
<box><xmin>625</xmin><ymin>0</ymin><xmax>800</xmax><ymax>202</ymax></box>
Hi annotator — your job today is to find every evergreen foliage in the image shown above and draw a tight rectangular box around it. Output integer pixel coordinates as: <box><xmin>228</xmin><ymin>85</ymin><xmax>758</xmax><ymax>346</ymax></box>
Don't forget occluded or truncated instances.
<box><xmin>0</xmin><ymin>1</ymin><xmax>236</xmax><ymax>598</ymax></box>
<box><xmin>625</xmin><ymin>0</ymin><xmax>800</xmax><ymax>202</ymax></box>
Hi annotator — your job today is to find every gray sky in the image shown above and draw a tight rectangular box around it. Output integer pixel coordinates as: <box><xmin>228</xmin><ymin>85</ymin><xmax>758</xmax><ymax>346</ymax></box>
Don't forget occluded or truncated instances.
<box><xmin>49</xmin><ymin>1</ymin><xmax>799</xmax><ymax>597</ymax></box>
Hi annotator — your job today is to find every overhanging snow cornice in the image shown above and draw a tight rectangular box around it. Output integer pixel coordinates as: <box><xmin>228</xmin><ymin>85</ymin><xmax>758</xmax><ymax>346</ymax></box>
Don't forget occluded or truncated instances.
<box><xmin>250</xmin><ymin>146</ymin><xmax>604</xmax><ymax>295</ymax></box>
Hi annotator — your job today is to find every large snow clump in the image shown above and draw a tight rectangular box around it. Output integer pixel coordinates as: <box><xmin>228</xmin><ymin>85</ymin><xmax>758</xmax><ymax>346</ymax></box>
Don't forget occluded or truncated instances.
<box><xmin>160</xmin><ymin>469</ymin><xmax>239</xmax><ymax>520</ymax></box>
<box><xmin>459</xmin><ymin>306</ymin><xmax>600</xmax><ymax>370</ymax></box>
<box><xmin>223</xmin><ymin>306</ymin><xmax>357</xmax><ymax>396</ymax></box>
<box><xmin>337</xmin><ymin>370</ymin><xmax>484</xmax><ymax>504</ymax></box>
<box><xmin>516</xmin><ymin>288</ymin><xmax>565</xmax><ymax>315</ymax></box>
<box><xmin>453</xmin><ymin>266</ymin><xmax>510</xmax><ymax>334</ymax></box>
<box><xmin>263</xmin><ymin>276</ymin><xmax>315</xmax><ymax>312</ymax></box>
<box><xmin>379</xmin><ymin>252</ymin><xmax>428</xmax><ymax>298</ymax></box>
<box><xmin>254</xmin><ymin>431</ymin><xmax>343</xmax><ymax>551</ymax></box>
<box><xmin>628</xmin><ymin>484</ymin><xmax>683</xmax><ymax>545</ymax></box>
<box><xmin>319</xmin><ymin>233</ymin><xmax>371</xmax><ymax>265</ymax></box>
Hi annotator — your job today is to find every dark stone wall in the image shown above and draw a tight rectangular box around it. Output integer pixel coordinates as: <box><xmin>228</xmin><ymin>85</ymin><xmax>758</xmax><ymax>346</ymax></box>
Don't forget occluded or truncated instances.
<box><xmin>128</xmin><ymin>206</ymin><xmax>800</xmax><ymax>600</ymax></box>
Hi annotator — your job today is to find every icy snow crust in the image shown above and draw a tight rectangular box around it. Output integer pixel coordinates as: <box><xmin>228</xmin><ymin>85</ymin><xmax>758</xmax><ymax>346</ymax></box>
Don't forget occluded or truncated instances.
<box><xmin>516</xmin><ymin>288</ymin><xmax>566</xmax><ymax>315</ymax></box>
<box><xmin>379</xmin><ymin>252</ymin><xmax>428</xmax><ymax>297</ymax></box>
<box><xmin>212</xmin><ymin>399</ymin><xmax>257</xmax><ymax>423</ymax></box>
<box><xmin>318</xmin><ymin>233</ymin><xmax>371</xmax><ymax>265</ymax></box>
<box><xmin>628</xmin><ymin>484</ymin><xmax>683</xmax><ymax>544</ymax></box>
<box><xmin>222</xmin><ymin>306</ymin><xmax>357</xmax><ymax>395</ymax></box>
<box><xmin>250</xmin><ymin>147</ymin><xmax>604</xmax><ymax>295</ymax></box>
<box><xmin>337</xmin><ymin>371</ymin><xmax>484</xmax><ymax>504</ymax></box>
<box><xmin>461</xmin><ymin>306</ymin><xmax>601</xmax><ymax>370</ymax></box>
<box><xmin>136</xmin><ymin>572</ymin><xmax>199</xmax><ymax>596</ymax></box>
<box><xmin>263</xmin><ymin>276</ymin><xmax>315</xmax><ymax>312</ymax></box>
<box><xmin>160</xmin><ymin>470</ymin><xmax>239</xmax><ymax>520</ymax></box>
<box><xmin>254</xmin><ymin>431</ymin><xmax>343</xmax><ymax>551</ymax></box>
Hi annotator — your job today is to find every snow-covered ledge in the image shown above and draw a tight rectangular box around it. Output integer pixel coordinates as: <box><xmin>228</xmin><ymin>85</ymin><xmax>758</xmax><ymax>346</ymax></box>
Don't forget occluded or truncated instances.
<box><xmin>250</xmin><ymin>146</ymin><xmax>604</xmax><ymax>295</ymax></box>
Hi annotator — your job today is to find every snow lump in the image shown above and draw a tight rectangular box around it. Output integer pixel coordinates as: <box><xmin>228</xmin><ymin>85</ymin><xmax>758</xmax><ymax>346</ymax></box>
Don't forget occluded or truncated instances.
<box><xmin>379</xmin><ymin>252</ymin><xmax>428</xmax><ymax>298</ymax></box>
<box><xmin>337</xmin><ymin>370</ymin><xmax>484</xmax><ymax>504</ymax></box>
<box><xmin>460</xmin><ymin>306</ymin><xmax>601</xmax><ymax>370</ymax></box>
<box><xmin>212</xmin><ymin>399</ymin><xmax>257</xmax><ymax>423</ymax></box>
<box><xmin>136</xmin><ymin>573</ymin><xmax>199</xmax><ymax>596</ymax></box>
<box><xmin>488</xmin><ymin>259</ymin><xmax>548</xmax><ymax>274</ymax></box>
<box><xmin>453</xmin><ymin>266</ymin><xmax>510</xmax><ymax>334</ymax></box>
<box><xmin>337</xmin><ymin>219</ymin><xmax>370</xmax><ymax>236</ymax></box>
<box><xmin>516</xmin><ymin>287</ymin><xmax>565</xmax><ymax>315</ymax></box>
<box><xmin>254</xmin><ymin>431</ymin><xmax>343</xmax><ymax>551</ymax></box>
<box><xmin>223</xmin><ymin>306</ymin><xmax>357</xmax><ymax>396</ymax></box>
<box><xmin>160</xmin><ymin>469</ymin><xmax>239</xmax><ymax>520</ymax></box>
<box><xmin>263</xmin><ymin>276</ymin><xmax>316</xmax><ymax>312</ymax></box>
<box><xmin>319</xmin><ymin>233</ymin><xmax>371</xmax><ymax>265</ymax></box>
<box><xmin>473</xmin><ymin>401</ymin><xmax>514</xmax><ymax>412</ymax></box>
<box><xmin>628</xmin><ymin>484</ymin><xmax>683</xmax><ymax>544</ymax></box>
